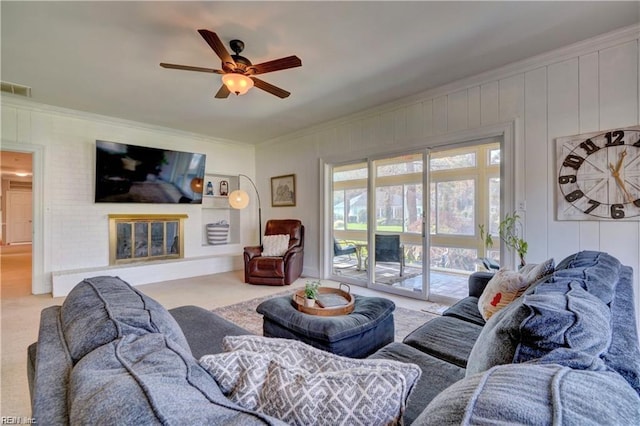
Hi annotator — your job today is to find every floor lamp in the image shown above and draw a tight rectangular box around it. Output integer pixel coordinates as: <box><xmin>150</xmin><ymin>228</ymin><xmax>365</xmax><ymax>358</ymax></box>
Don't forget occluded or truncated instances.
<box><xmin>228</xmin><ymin>174</ymin><xmax>262</xmax><ymax>246</ymax></box>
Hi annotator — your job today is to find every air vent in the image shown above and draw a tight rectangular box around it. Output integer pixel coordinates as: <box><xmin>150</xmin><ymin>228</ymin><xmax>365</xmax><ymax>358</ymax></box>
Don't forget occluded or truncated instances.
<box><xmin>1</xmin><ymin>81</ymin><xmax>32</xmax><ymax>97</ymax></box>
<box><xmin>9</xmin><ymin>180</ymin><xmax>32</xmax><ymax>191</ymax></box>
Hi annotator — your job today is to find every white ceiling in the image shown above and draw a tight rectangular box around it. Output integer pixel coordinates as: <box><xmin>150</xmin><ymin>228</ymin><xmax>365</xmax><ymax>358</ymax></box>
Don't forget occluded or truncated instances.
<box><xmin>2</xmin><ymin>1</ymin><xmax>639</xmax><ymax>145</ymax></box>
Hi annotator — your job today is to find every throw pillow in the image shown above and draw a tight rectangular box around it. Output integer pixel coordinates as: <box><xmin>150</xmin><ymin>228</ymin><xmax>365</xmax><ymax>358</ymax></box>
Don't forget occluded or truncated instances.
<box><xmin>477</xmin><ymin>269</ymin><xmax>527</xmax><ymax>320</ymax></box>
<box><xmin>261</xmin><ymin>234</ymin><xmax>290</xmax><ymax>257</ymax></box>
<box><xmin>466</xmin><ymin>283</ymin><xmax>611</xmax><ymax>377</ymax></box>
<box><xmin>519</xmin><ymin>258</ymin><xmax>555</xmax><ymax>288</ymax></box>
<box><xmin>222</xmin><ymin>335</ymin><xmax>418</xmax><ymax>388</ymax></box>
<box><xmin>201</xmin><ymin>336</ymin><xmax>421</xmax><ymax>426</ymax></box>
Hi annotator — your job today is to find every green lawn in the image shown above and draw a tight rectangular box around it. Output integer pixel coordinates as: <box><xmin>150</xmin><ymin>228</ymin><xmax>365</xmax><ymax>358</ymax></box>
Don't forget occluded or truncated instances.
<box><xmin>343</xmin><ymin>224</ymin><xmax>403</xmax><ymax>232</ymax></box>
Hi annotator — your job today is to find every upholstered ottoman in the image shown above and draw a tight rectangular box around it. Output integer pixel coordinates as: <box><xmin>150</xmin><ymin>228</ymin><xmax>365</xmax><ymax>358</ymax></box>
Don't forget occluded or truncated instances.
<box><xmin>256</xmin><ymin>294</ymin><xmax>395</xmax><ymax>358</ymax></box>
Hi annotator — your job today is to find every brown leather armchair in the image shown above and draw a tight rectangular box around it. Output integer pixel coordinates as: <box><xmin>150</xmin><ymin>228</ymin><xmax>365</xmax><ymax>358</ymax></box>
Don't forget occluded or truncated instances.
<box><xmin>243</xmin><ymin>219</ymin><xmax>304</xmax><ymax>286</ymax></box>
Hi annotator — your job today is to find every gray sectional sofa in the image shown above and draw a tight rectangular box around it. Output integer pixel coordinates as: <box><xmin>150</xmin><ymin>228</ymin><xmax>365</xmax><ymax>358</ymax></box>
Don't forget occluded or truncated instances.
<box><xmin>28</xmin><ymin>250</ymin><xmax>640</xmax><ymax>424</ymax></box>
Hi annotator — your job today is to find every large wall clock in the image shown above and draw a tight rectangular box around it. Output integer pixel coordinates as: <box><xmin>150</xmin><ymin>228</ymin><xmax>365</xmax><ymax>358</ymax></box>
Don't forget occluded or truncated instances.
<box><xmin>556</xmin><ymin>125</ymin><xmax>640</xmax><ymax>221</ymax></box>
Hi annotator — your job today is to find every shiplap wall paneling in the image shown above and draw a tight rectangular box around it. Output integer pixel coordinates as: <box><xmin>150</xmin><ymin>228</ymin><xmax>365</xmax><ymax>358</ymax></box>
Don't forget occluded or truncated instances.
<box><xmin>379</xmin><ymin>110</ymin><xmax>395</xmax><ymax>145</ymax></box>
<box><xmin>598</xmin><ymin>41</ymin><xmax>639</xmax><ymax>276</ymax></box>
<box><xmin>422</xmin><ymin>100</ymin><xmax>434</xmax><ymax>138</ymax></box>
<box><xmin>499</xmin><ymin>74</ymin><xmax>526</xmax><ymax>226</ymax></box>
<box><xmin>524</xmin><ymin>67</ymin><xmax>549</xmax><ymax>263</ymax></box>
<box><xmin>350</xmin><ymin>119</ymin><xmax>365</xmax><ymax>152</ymax></box>
<box><xmin>547</xmin><ymin>58</ymin><xmax>581</xmax><ymax>259</ymax></box>
<box><xmin>363</xmin><ymin>115</ymin><xmax>382</xmax><ymax>148</ymax></box>
<box><xmin>480</xmin><ymin>81</ymin><xmax>499</xmax><ymax>125</ymax></box>
<box><xmin>2</xmin><ymin>107</ymin><xmax>18</xmax><ymax>141</ymax></box>
<box><xmin>393</xmin><ymin>107</ymin><xmax>407</xmax><ymax>143</ymax></box>
<box><xmin>406</xmin><ymin>102</ymin><xmax>424</xmax><ymax>141</ymax></box>
<box><xmin>577</xmin><ymin>52</ymin><xmax>601</xmax><ymax>249</ymax></box>
<box><xmin>433</xmin><ymin>96</ymin><xmax>447</xmax><ymax>134</ymax></box>
<box><xmin>447</xmin><ymin>89</ymin><xmax>468</xmax><ymax>132</ymax></box>
<box><xmin>468</xmin><ymin>86</ymin><xmax>481</xmax><ymax>129</ymax></box>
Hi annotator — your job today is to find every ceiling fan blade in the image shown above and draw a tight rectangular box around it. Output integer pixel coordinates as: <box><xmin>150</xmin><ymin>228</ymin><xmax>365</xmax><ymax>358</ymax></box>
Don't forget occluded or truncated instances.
<box><xmin>214</xmin><ymin>84</ymin><xmax>231</xmax><ymax>99</ymax></box>
<box><xmin>160</xmin><ymin>63</ymin><xmax>224</xmax><ymax>74</ymax></box>
<box><xmin>251</xmin><ymin>77</ymin><xmax>290</xmax><ymax>98</ymax></box>
<box><xmin>197</xmin><ymin>29</ymin><xmax>236</xmax><ymax>70</ymax></box>
<box><xmin>248</xmin><ymin>55</ymin><xmax>302</xmax><ymax>75</ymax></box>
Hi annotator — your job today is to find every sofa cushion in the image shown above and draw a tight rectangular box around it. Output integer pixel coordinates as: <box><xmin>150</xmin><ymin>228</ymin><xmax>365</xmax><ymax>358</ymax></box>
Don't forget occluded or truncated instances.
<box><xmin>31</xmin><ymin>306</ymin><xmax>73</xmax><ymax>424</ymax></box>
<box><xmin>169</xmin><ymin>305</ymin><xmax>252</xmax><ymax>359</ymax></box>
<box><xmin>603</xmin><ymin>265</ymin><xmax>640</xmax><ymax>396</ymax></box>
<box><xmin>442</xmin><ymin>297</ymin><xmax>485</xmax><ymax>326</ymax></box>
<box><xmin>60</xmin><ymin>276</ymin><xmax>190</xmax><ymax>363</ymax></box>
<box><xmin>413</xmin><ymin>363</ymin><xmax>640</xmax><ymax>426</ymax></box>
<box><xmin>552</xmin><ymin>250</ymin><xmax>621</xmax><ymax>304</ymax></box>
<box><xmin>466</xmin><ymin>283</ymin><xmax>611</xmax><ymax>376</ymax></box>
<box><xmin>404</xmin><ymin>316</ymin><xmax>482</xmax><ymax>368</ymax></box>
<box><xmin>200</xmin><ymin>336</ymin><xmax>420</xmax><ymax>426</ymax></box>
<box><xmin>369</xmin><ymin>342</ymin><xmax>466</xmax><ymax>425</ymax></box>
<box><xmin>68</xmin><ymin>333</ymin><xmax>283</xmax><ymax>425</ymax></box>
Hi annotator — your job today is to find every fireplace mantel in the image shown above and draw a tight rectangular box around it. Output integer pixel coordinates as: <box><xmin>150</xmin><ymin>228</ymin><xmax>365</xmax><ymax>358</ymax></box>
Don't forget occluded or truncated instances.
<box><xmin>108</xmin><ymin>214</ymin><xmax>187</xmax><ymax>265</ymax></box>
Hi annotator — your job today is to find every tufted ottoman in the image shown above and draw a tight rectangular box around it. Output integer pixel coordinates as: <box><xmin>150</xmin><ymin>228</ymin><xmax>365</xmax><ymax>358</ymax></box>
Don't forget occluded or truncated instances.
<box><xmin>256</xmin><ymin>294</ymin><xmax>395</xmax><ymax>358</ymax></box>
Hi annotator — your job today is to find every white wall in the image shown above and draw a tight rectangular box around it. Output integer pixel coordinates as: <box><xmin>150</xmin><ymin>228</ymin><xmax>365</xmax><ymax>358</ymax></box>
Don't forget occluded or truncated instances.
<box><xmin>256</xmin><ymin>26</ymin><xmax>640</xmax><ymax>327</ymax></box>
<box><xmin>1</xmin><ymin>100</ymin><xmax>258</xmax><ymax>295</ymax></box>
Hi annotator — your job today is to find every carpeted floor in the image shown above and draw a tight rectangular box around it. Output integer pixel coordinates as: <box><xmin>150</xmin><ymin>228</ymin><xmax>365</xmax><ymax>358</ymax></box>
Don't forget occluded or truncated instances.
<box><xmin>212</xmin><ymin>290</ymin><xmax>441</xmax><ymax>342</ymax></box>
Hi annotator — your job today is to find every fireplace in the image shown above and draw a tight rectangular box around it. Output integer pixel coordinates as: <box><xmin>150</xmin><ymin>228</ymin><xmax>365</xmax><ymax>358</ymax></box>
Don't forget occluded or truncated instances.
<box><xmin>108</xmin><ymin>214</ymin><xmax>187</xmax><ymax>265</ymax></box>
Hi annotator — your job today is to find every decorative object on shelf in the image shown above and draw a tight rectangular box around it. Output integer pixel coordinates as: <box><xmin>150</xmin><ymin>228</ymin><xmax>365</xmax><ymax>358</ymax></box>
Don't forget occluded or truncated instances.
<box><xmin>206</xmin><ymin>220</ymin><xmax>230</xmax><ymax>245</ymax></box>
<box><xmin>190</xmin><ymin>177</ymin><xmax>204</xmax><ymax>194</ymax></box>
<box><xmin>206</xmin><ymin>181</ymin><xmax>214</xmax><ymax>196</ymax></box>
<box><xmin>556</xmin><ymin>125</ymin><xmax>640</xmax><ymax>220</ymax></box>
<box><xmin>229</xmin><ymin>174</ymin><xmax>262</xmax><ymax>245</ymax></box>
<box><xmin>479</xmin><ymin>212</ymin><xmax>528</xmax><ymax>267</ymax></box>
<box><xmin>271</xmin><ymin>174</ymin><xmax>296</xmax><ymax>207</ymax></box>
<box><xmin>219</xmin><ymin>180</ymin><xmax>229</xmax><ymax>196</ymax></box>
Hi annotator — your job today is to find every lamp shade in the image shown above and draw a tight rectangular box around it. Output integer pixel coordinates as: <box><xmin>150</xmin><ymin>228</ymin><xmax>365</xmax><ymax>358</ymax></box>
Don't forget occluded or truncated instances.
<box><xmin>229</xmin><ymin>189</ymin><xmax>249</xmax><ymax>209</ymax></box>
<box><xmin>222</xmin><ymin>73</ymin><xmax>254</xmax><ymax>96</ymax></box>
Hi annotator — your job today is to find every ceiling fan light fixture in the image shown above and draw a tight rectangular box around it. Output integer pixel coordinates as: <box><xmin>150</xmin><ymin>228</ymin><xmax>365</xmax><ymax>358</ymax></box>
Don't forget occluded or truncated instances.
<box><xmin>222</xmin><ymin>73</ymin><xmax>254</xmax><ymax>95</ymax></box>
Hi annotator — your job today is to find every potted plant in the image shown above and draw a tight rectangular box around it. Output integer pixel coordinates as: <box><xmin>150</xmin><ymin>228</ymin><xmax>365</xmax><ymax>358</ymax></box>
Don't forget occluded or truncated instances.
<box><xmin>479</xmin><ymin>212</ymin><xmax>528</xmax><ymax>267</ymax></box>
<box><xmin>303</xmin><ymin>280</ymin><xmax>320</xmax><ymax>307</ymax></box>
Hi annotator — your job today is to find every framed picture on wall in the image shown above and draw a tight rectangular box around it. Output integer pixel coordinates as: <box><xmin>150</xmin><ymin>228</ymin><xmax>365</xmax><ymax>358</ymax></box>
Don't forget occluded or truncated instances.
<box><xmin>271</xmin><ymin>174</ymin><xmax>296</xmax><ymax>207</ymax></box>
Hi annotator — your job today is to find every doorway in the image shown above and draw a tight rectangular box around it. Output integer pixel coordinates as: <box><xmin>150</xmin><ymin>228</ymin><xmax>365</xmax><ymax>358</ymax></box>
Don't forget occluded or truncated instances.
<box><xmin>1</xmin><ymin>150</ymin><xmax>33</xmax><ymax>297</ymax></box>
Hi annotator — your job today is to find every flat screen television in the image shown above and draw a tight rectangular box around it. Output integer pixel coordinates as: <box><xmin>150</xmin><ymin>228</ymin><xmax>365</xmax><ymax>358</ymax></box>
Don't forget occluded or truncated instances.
<box><xmin>95</xmin><ymin>140</ymin><xmax>206</xmax><ymax>204</ymax></box>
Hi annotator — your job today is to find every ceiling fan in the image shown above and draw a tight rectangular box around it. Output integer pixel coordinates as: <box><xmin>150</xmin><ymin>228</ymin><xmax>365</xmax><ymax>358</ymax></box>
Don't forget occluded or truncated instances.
<box><xmin>160</xmin><ymin>29</ymin><xmax>302</xmax><ymax>99</ymax></box>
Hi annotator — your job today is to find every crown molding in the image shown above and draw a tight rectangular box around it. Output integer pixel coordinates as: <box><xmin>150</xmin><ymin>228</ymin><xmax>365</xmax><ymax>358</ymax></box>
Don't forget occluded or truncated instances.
<box><xmin>1</xmin><ymin>94</ymin><xmax>251</xmax><ymax>149</ymax></box>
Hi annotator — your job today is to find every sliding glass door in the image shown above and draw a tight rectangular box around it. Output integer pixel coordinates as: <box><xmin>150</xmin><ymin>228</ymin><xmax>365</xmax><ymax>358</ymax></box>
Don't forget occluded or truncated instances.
<box><xmin>331</xmin><ymin>162</ymin><xmax>369</xmax><ymax>286</ymax></box>
<box><xmin>369</xmin><ymin>153</ymin><xmax>426</xmax><ymax>298</ymax></box>
<box><xmin>329</xmin><ymin>139</ymin><xmax>501</xmax><ymax>303</ymax></box>
<box><xmin>427</xmin><ymin>142</ymin><xmax>500</xmax><ymax>301</ymax></box>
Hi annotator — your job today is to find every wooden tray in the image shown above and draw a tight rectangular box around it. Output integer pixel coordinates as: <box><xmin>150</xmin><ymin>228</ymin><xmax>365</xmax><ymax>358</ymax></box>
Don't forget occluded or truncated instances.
<box><xmin>292</xmin><ymin>284</ymin><xmax>354</xmax><ymax>316</ymax></box>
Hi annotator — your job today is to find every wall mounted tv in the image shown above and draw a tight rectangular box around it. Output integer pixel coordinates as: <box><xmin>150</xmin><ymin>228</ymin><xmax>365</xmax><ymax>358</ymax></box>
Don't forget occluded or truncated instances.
<box><xmin>95</xmin><ymin>140</ymin><xmax>206</xmax><ymax>204</ymax></box>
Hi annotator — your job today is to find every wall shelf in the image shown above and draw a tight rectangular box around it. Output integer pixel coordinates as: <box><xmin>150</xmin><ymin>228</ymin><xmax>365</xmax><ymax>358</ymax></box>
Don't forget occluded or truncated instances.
<box><xmin>201</xmin><ymin>174</ymin><xmax>240</xmax><ymax>246</ymax></box>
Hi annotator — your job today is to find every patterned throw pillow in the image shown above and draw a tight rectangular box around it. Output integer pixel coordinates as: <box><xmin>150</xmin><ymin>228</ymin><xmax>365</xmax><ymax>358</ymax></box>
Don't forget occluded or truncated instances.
<box><xmin>477</xmin><ymin>259</ymin><xmax>555</xmax><ymax>321</ymax></box>
<box><xmin>261</xmin><ymin>234</ymin><xmax>290</xmax><ymax>257</ymax></box>
<box><xmin>478</xmin><ymin>269</ymin><xmax>527</xmax><ymax>321</ymax></box>
<box><xmin>200</xmin><ymin>336</ymin><xmax>421</xmax><ymax>426</ymax></box>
